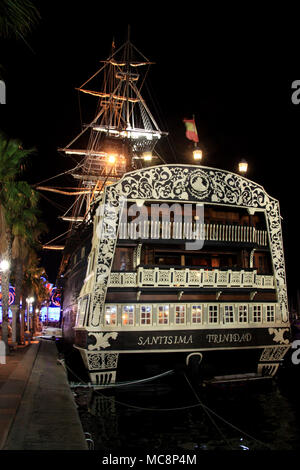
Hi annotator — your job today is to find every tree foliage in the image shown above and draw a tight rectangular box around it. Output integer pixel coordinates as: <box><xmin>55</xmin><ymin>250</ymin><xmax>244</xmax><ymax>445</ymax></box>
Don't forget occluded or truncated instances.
<box><xmin>0</xmin><ymin>131</ymin><xmax>47</xmax><ymax>345</ymax></box>
<box><xmin>0</xmin><ymin>0</ymin><xmax>40</xmax><ymax>40</ymax></box>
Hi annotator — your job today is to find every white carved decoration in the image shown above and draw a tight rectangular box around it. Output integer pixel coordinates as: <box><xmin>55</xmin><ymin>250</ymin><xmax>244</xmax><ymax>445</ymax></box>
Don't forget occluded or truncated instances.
<box><xmin>88</xmin><ymin>332</ymin><xmax>119</xmax><ymax>350</ymax></box>
<box><xmin>90</xmin><ymin>371</ymin><xmax>117</xmax><ymax>386</ymax></box>
<box><xmin>118</xmin><ymin>221</ymin><xmax>267</xmax><ymax>244</ymax></box>
<box><xmin>87</xmin><ymin>352</ymin><xmax>119</xmax><ymax>370</ymax></box>
<box><xmin>268</xmin><ymin>328</ymin><xmax>290</xmax><ymax>345</ymax></box>
<box><xmin>260</xmin><ymin>346</ymin><xmax>290</xmax><ymax>362</ymax></box>
<box><xmin>257</xmin><ymin>363</ymin><xmax>279</xmax><ymax>377</ymax></box>
<box><xmin>82</xmin><ymin>164</ymin><xmax>288</xmax><ymax>327</ymax></box>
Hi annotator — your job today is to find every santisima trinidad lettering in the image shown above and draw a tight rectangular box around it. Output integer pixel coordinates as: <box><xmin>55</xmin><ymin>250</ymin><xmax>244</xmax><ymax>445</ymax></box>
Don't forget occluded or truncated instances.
<box><xmin>138</xmin><ymin>335</ymin><xmax>193</xmax><ymax>346</ymax></box>
<box><xmin>206</xmin><ymin>333</ymin><xmax>252</xmax><ymax>344</ymax></box>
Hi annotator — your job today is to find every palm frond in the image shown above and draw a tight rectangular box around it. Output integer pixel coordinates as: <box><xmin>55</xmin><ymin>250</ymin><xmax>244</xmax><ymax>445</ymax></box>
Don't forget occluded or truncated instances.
<box><xmin>0</xmin><ymin>0</ymin><xmax>40</xmax><ymax>39</ymax></box>
<box><xmin>0</xmin><ymin>131</ymin><xmax>35</xmax><ymax>181</ymax></box>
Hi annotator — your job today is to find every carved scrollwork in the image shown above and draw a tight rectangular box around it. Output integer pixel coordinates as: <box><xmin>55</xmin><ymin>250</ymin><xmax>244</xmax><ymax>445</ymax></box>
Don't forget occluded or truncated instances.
<box><xmin>268</xmin><ymin>328</ymin><xmax>290</xmax><ymax>345</ymax></box>
<box><xmin>87</xmin><ymin>352</ymin><xmax>119</xmax><ymax>370</ymax></box>
<box><xmin>260</xmin><ymin>346</ymin><xmax>290</xmax><ymax>362</ymax></box>
<box><xmin>86</xmin><ymin>164</ymin><xmax>288</xmax><ymax>325</ymax></box>
<box><xmin>88</xmin><ymin>332</ymin><xmax>119</xmax><ymax>350</ymax></box>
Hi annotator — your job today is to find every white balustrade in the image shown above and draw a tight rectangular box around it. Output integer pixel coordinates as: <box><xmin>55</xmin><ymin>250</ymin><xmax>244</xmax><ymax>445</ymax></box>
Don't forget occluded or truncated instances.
<box><xmin>118</xmin><ymin>221</ymin><xmax>267</xmax><ymax>246</ymax></box>
<box><xmin>109</xmin><ymin>272</ymin><xmax>137</xmax><ymax>287</ymax></box>
<box><xmin>109</xmin><ymin>268</ymin><xmax>274</xmax><ymax>289</ymax></box>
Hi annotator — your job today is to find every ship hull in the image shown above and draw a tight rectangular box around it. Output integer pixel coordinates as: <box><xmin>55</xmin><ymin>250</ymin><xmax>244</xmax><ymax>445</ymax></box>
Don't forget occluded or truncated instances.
<box><xmin>74</xmin><ymin>326</ymin><xmax>290</xmax><ymax>387</ymax></box>
<box><xmin>68</xmin><ymin>163</ymin><xmax>291</xmax><ymax>388</ymax></box>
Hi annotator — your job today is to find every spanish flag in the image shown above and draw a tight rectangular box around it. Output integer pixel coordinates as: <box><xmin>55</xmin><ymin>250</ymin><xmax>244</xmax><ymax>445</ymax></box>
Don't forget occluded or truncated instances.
<box><xmin>183</xmin><ymin>118</ymin><xmax>199</xmax><ymax>143</ymax></box>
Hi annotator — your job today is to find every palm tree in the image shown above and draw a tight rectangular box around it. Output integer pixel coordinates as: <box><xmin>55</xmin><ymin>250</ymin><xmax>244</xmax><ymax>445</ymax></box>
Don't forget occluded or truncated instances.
<box><xmin>0</xmin><ymin>0</ymin><xmax>40</xmax><ymax>79</ymax></box>
<box><xmin>0</xmin><ymin>132</ymin><xmax>34</xmax><ymax>352</ymax></box>
<box><xmin>0</xmin><ymin>0</ymin><xmax>40</xmax><ymax>40</ymax></box>
<box><xmin>0</xmin><ymin>132</ymin><xmax>33</xmax><ymax>178</ymax></box>
<box><xmin>22</xmin><ymin>255</ymin><xmax>50</xmax><ymax>337</ymax></box>
<box><xmin>0</xmin><ymin>208</ymin><xmax>11</xmax><ymax>352</ymax></box>
<box><xmin>12</xmin><ymin>215</ymin><xmax>47</xmax><ymax>342</ymax></box>
<box><xmin>30</xmin><ymin>270</ymin><xmax>50</xmax><ymax>335</ymax></box>
<box><xmin>12</xmin><ymin>195</ymin><xmax>47</xmax><ymax>342</ymax></box>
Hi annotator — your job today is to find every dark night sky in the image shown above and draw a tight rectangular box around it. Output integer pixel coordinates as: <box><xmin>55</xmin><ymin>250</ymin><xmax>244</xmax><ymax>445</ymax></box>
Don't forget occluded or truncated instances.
<box><xmin>0</xmin><ymin>3</ymin><xmax>299</xmax><ymax>301</ymax></box>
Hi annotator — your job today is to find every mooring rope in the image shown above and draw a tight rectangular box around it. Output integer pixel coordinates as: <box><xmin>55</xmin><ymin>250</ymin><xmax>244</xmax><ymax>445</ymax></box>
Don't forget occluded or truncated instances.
<box><xmin>69</xmin><ymin>368</ymin><xmax>175</xmax><ymax>388</ymax></box>
<box><xmin>183</xmin><ymin>373</ymin><xmax>234</xmax><ymax>450</ymax></box>
<box><xmin>63</xmin><ymin>361</ymin><xmax>272</xmax><ymax>449</ymax></box>
<box><xmin>64</xmin><ymin>362</ymin><xmax>204</xmax><ymax>411</ymax></box>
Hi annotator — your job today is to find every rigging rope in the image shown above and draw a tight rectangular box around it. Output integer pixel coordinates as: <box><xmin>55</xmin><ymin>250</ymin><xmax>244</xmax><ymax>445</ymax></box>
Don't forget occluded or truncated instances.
<box><xmin>145</xmin><ymin>79</ymin><xmax>178</xmax><ymax>162</ymax></box>
<box><xmin>38</xmin><ymin>191</ymin><xmax>69</xmax><ymax>212</ymax></box>
<box><xmin>42</xmin><ymin>228</ymin><xmax>72</xmax><ymax>247</ymax></box>
<box><xmin>61</xmin><ymin>191</ymin><xmax>85</xmax><ymax>219</ymax></box>
<box><xmin>33</xmin><ymin>161</ymin><xmax>84</xmax><ymax>187</ymax></box>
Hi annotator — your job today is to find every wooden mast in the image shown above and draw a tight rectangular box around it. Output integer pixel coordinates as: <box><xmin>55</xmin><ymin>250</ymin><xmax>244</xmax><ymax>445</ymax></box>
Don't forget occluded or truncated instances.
<box><xmin>43</xmin><ymin>33</ymin><xmax>167</xmax><ymax>252</ymax></box>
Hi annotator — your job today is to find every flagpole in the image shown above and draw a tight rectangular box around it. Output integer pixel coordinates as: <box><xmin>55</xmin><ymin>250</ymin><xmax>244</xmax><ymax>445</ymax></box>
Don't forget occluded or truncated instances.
<box><xmin>183</xmin><ymin>116</ymin><xmax>202</xmax><ymax>160</ymax></box>
<box><xmin>192</xmin><ymin>114</ymin><xmax>196</xmax><ymax>149</ymax></box>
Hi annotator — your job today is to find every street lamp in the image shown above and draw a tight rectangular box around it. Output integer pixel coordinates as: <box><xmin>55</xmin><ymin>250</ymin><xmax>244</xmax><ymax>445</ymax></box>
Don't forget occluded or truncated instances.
<box><xmin>238</xmin><ymin>159</ymin><xmax>248</xmax><ymax>174</ymax></box>
<box><xmin>193</xmin><ymin>148</ymin><xmax>203</xmax><ymax>161</ymax></box>
<box><xmin>26</xmin><ymin>297</ymin><xmax>34</xmax><ymax>330</ymax></box>
<box><xmin>35</xmin><ymin>308</ymin><xmax>40</xmax><ymax>333</ymax></box>
<box><xmin>0</xmin><ymin>259</ymin><xmax>10</xmax><ymax>272</ymax></box>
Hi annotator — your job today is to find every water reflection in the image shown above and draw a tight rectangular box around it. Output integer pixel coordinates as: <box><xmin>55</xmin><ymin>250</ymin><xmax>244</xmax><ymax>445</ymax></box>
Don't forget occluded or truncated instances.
<box><xmin>74</xmin><ymin>370</ymin><xmax>300</xmax><ymax>452</ymax></box>
<box><xmin>63</xmin><ymin>338</ymin><xmax>300</xmax><ymax>452</ymax></box>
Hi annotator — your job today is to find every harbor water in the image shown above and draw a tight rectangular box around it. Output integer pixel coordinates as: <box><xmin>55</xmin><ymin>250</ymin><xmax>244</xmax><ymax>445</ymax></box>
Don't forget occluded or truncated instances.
<box><xmin>62</xmin><ymin>342</ymin><xmax>300</xmax><ymax>453</ymax></box>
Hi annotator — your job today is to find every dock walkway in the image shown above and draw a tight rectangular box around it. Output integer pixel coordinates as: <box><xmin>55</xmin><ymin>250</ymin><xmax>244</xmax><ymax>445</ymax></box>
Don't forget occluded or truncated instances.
<box><xmin>0</xmin><ymin>339</ymin><xmax>88</xmax><ymax>450</ymax></box>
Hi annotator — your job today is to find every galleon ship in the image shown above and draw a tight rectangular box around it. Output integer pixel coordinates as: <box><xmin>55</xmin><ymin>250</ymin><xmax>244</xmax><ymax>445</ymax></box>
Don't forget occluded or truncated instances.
<box><xmin>74</xmin><ymin>162</ymin><xmax>290</xmax><ymax>386</ymax></box>
<box><xmin>51</xmin><ymin>32</ymin><xmax>290</xmax><ymax>387</ymax></box>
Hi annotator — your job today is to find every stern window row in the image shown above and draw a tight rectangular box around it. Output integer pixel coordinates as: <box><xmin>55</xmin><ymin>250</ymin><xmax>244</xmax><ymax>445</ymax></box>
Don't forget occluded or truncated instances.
<box><xmin>104</xmin><ymin>304</ymin><xmax>277</xmax><ymax>326</ymax></box>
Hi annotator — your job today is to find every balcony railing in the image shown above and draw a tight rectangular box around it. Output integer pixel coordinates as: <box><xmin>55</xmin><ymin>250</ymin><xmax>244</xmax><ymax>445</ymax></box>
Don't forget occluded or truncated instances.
<box><xmin>118</xmin><ymin>221</ymin><xmax>268</xmax><ymax>246</ymax></box>
<box><xmin>108</xmin><ymin>267</ymin><xmax>274</xmax><ymax>289</ymax></box>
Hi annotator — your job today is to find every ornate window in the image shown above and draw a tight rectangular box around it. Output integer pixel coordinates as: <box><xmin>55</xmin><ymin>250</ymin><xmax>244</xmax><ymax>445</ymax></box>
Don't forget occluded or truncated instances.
<box><xmin>208</xmin><ymin>305</ymin><xmax>219</xmax><ymax>324</ymax></box>
<box><xmin>77</xmin><ymin>297</ymin><xmax>87</xmax><ymax>327</ymax></box>
<box><xmin>140</xmin><ymin>305</ymin><xmax>152</xmax><ymax>325</ymax></box>
<box><xmin>90</xmin><ymin>165</ymin><xmax>288</xmax><ymax>333</ymax></box>
<box><xmin>224</xmin><ymin>305</ymin><xmax>234</xmax><ymax>323</ymax></box>
<box><xmin>158</xmin><ymin>305</ymin><xmax>169</xmax><ymax>325</ymax></box>
<box><xmin>105</xmin><ymin>305</ymin><xmax>117</xmax><ymax>326</ymax></box>
<box><xmin>266</xmin><ymin>305</ymin><xmax>275</xmax><ymax>322</ymax></box>
<box><xmin>238</xmin><ymin>305</ymin><xmax>248</xmax><ymax>323</ymax></box>
<box><xmin>90</xmin><ymin>250</ymin><xmax>95</xmax><ymax>273</ymax></box>
<box><xmin>191</xmin><ymin>305</ymin><xmax>202</xmax><ymax>324</ymax></box>
<box><xmin>175</xmin><ymin>305</ymin><xmax>186</xmax><ymax>324</ymax></box>
<box><xmin>252</xmin><ymin>305</ymin><xmax>262</xmax><ymax>323</ymax></box>
<box><xmin>122</xmin><ymin>305</ymin><xmax>135</xmax><ymax>325</ymax></box>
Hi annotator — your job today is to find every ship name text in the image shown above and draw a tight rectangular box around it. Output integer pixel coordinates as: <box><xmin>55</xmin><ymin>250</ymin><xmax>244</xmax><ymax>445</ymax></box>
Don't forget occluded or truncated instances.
<box><xmin>138</xmin><ymin>335</ymin><xmax>193</xmax><ymax>346</ymax></box>
<box><xmin>206</xmin><ymin>332</ymin><xmax>252</xmax><ymax>344</ymax></box>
